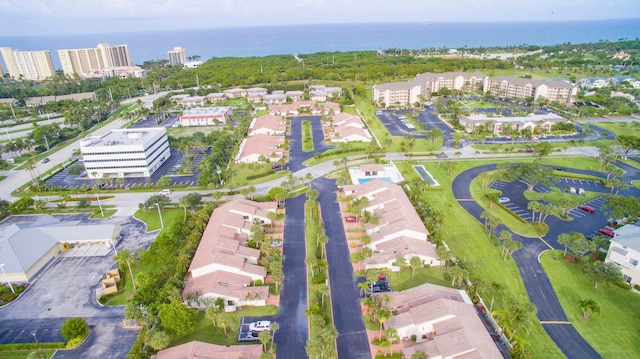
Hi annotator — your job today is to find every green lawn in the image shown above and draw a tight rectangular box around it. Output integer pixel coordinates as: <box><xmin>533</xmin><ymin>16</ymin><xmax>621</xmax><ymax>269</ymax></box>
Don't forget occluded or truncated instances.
<box><xmin>169</xmin><ymin>306</ymin><xmax>279</xmax><ymax>346</ymax></box>
<box><xmin>540</xmin><ymin>250</ymin><xmax>640</xmax><ymax>358</ymax></box>
<box><xmin>1</xmin><ymin>350</ymin><xmax>57</xmax><ymax>359</ymax></box>
<box><xmin>133</xmin><ymin>208</ymin><xmax>184</xmax><ymax>232</ymax></box>
<box><xmin>302</xmin><ymin>120</ymin><xmax>314</xmax><ymax>152</ymax></box>
<box><xmin>589</xmin><ymin>121</ymin><xmax>640</xmax><ymax>136</ymax></box>
<box><xmin>398</xmin><ymin>160</ymin><xmax>564</xmax><ymax>358</ymax></box>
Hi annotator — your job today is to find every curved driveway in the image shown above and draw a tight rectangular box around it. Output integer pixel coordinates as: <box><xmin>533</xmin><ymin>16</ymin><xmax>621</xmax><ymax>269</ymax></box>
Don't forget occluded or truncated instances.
<box><xmin>452</xmin><ymin>164</ymin><xmax>601</xmax><ymax>359</ymax></box>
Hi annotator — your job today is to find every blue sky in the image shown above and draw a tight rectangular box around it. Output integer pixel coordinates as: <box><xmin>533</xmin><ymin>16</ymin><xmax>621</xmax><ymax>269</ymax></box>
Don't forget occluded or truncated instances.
<box><xmin>1</xmin><ymin>0</ymin><xmax>639</xmax><ymax>36</ymax></box>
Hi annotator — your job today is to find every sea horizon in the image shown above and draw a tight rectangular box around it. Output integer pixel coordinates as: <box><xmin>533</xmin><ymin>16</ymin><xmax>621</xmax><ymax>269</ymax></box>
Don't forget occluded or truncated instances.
<box><xmin>1</xmin><ymin>19</ymin><xmax>639</xmax><ymax>70</ymax></box>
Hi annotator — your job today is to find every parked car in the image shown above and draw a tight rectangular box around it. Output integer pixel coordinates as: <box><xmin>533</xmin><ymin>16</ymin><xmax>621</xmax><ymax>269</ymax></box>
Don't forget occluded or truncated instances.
<box><xmin>579</xmin><ymin>205</ymin><xmax>595</xmax><ymax>213</ymax></box>
<box><xmin>270</xmin><ymin>241</ymin><xmax>282</xmax><ymax>247</ymax></box>
<box><xmin>553</xmin><ymin>166</ymin><xmax>565</xmax><ymax>171</ymax></box>
<box><xmin>498</xmin><ymin>197</ymin><xmax>510</xmax><ymax>204</ymax></box>
<box><xmin>569</xmin><ymin>187</ymin><xmax>577</xmax><ymax>194</ymax></box>
<box><xmin>436</xmin><ymin>152</ymin><xmax>448</xmax><ymax>158</ymax></box>
<box><xmin>249</xmin><ymin>321</ymin><xmax>271</xmax><ymax>332</ymax></box>
<box><xmin>598</xmin><ymin>228</ymin><xmax>615</xmax><ymax>238</ymax></box>
<box><xmin>271</xmin><ymin>164</ymin><xmax>282</xmax><ymax>170</ymax></box>
<box><xmin>238</xmin><ymin>331</ymin><xmax>260</xmax><ymax>343</ymax></box>
<box><xmin>578</xmin><ymin>188</ymin><xmax>585</xmax><ymax>195</ymax></box>
<box><xmin>159</xmin><ymin>189</ymin><xmax>172</xmax><ymax>195</ymax></box>
<box><xmin>41</xmin><ymin>157</ymin><xmax>50</xmax><ymax>164</ymax></box>
<box><xmin>345</xmin><ymin>216</ymin><xmax>357</xmax><ymax>223</ymax></box>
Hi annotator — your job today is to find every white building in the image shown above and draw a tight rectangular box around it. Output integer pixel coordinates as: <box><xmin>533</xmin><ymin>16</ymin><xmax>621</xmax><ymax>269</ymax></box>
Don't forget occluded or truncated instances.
<box><xmin>605</xmin><ymin>224</ymin><xmax>640</xmax><ymax>286</ymax></box>
<box><xmin>58</xmin><ymin>43</ymin><xmax>132</xmax><ymax>77</ymax></box>
<box><xmin>168</xmin><ymin>47</ymin><xmax>187</xmax><ymax>66</ymax></box>
<box><xmin>80</xmin><ymin>128</ymin><xmax>170</xmax><ymax>178</ymax></box>
<box><xmin>179</xmin><ymin>107</ymin><xmax>233</xmax><ymax>126</ymax></box>
<box><xmin>0</xmin><ymin>47</ymin><xmax>56</xmax><ymax>81</ymax></box>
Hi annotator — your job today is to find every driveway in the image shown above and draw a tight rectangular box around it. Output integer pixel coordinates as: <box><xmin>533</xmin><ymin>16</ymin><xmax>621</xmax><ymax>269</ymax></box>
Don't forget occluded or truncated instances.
<box><xmin>313</xmin><ymin>177</ymin><xmax>371</xmax><ymax>359</ymax></box>
<box><xmin>451</xmin><ymin>164</ymin><xmax>601</xmax><ymax>359</ymax></box>
<box><xmin>274</xmin><ymin>194</ymin><xmax>309</xmax><ymax>359</ymax></box>
<box><xmin>287</xmin><ymin>116</ymin><xmax>333</xmax><ymax>172</ymax></box>
<box><xmin>417</xmin><ymin>106</ymin><xmax>455</xmax><ymax>147</ymax></box>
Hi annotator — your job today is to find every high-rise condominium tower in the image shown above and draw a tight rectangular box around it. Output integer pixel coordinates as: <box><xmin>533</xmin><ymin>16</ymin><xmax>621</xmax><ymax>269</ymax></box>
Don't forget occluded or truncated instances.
<box><xmin>0</xmin><ymin>47</ymin><xmax>56</xmax><ymax>81</ymax></box>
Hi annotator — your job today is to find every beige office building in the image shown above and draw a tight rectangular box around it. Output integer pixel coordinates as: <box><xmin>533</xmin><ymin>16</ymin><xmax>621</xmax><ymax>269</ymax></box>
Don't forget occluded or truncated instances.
<box><xmin>58</xmin><ymin>43</ymin><xmax>132</xmax><ymax>76</ymax></box>
<box><xmin>168</xmin><ymin>47</ymin><xmax>187</xmax><ymax>66</ymax></box>
<box><xmin>0</xmin><ymin>47</ymin><xmax>56</xmax><ymax>81</ymax></box>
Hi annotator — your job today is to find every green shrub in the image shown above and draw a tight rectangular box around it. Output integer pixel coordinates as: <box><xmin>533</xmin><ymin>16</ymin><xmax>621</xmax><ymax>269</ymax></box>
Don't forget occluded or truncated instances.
<box><xmin>614</xmin><ymin>282</ymin><xmax>632</xmax><ymax>290</ymax></box>
<box><xmin>246</xmin><ymin>170</ymin><xmax>275</xmax><ymax>181</ymax></box>
<box><xmin>634</xmin><ymin>284</ymin><xmax>640</xmax><ymax>291</ymax></box>
<box><xmin>60</xmin><ymin>317</ymin><xmax>89</xmax><ymax>341</ymax></box>
<box><xmin>65</xmin><ymin>336</ymin><xmax>85</xmax><ymax>349</ymax></box>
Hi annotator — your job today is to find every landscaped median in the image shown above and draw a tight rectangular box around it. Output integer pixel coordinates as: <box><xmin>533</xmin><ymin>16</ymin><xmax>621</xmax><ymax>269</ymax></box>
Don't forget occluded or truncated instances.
<box><xmin>304</xmin><ymin>191</ymin><xmax>338</xmax><ymax>358</ymax></box>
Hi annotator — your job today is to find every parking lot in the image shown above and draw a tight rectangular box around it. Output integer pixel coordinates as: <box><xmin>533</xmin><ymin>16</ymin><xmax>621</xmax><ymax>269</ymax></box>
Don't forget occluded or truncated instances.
<box><xmin>44</xmin><ymin>147</ymin><xmax>206</xmax><ymax>189</ymax></box>
<box><xmin>375</xmin><ymin>109</ymin><xmax>426</xmax><ymax>138</ymax></box>
<box><xmin>0</xmin><ymin>214</ymin><xmax>155</xmax><ymax>357</ymax></box>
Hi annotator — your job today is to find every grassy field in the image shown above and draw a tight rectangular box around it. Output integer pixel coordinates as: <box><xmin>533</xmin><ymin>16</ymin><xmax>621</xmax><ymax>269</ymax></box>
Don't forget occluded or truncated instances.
<box><xmin>133</xmin><ymin>208</ymin><xmax>184</xmax><ymax>232</ymax></box>
<box><xmin>459</xmin><ymin>99</ymin><xmax>504</xmax><ymax>109</ymax></box>
<box><xmin>400</xmin><ymin>159</ymin><xmax>565</xmax><ymax>358</ymax></box>
<box><xmin>540</xmin><ymin>250</ymin><xmax>640</xmax><ymax>358</ymax></box>
<box><xmin>167</xmin><ymin>125</ymin><xmax>230</xmax><ymax>138</ymax></box>
<box><xmin>1</xmin><ymin>350</ymin><xmax>57</xmax><ymax>359</ymax></box>
<box><xmin>589</xmin><ymin>121</ymin><xmax>640</xmax><ymax>136</ymax></box>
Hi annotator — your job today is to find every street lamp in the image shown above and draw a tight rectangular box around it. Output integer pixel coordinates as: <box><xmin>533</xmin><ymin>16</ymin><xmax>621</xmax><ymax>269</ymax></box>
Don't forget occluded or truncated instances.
<box><xmin>32</xmin><ymin>332</ymin><xmax>39</xmax><ymax>349</ymax></box>
<box><xmin>95</xmin><ymin>193</ymin><xmax>104</xmax><ymax>217</ymax></box>
<box><xmin>0</xmin><ymin>263</ymin><xmax>15</xmax><ymax>294</ymax></box>
<box><xmin>155</xmin><ymin>203</ymin><xmax>165</xmax><ymax>229</ymax></box>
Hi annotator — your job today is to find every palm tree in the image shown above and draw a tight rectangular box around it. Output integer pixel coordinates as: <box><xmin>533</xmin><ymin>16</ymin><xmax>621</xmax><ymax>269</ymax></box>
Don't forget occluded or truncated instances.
<box><xmin>178</xmin><ymin>196</ymin><xmax>189</xmax><ymax>223</ymax></box>
<box><xmin>385</xmin><ymin>327</ymin><xmax>399</xmax><ymax>355</ymax></box>
<box><xmin>410</xmin><ymin>256</ymin><xmax>422</xmax><ymax>279</ymax></box>
<box><xmin>315</xmin><ymin>283</ymin><xmax>329</xmax><ymax>307</ymax></box>
<box><xmin>258</xmin><ymin>330</ymin><xmax>272</xmax><ymax>352</ymax></box>
<box><xmin>114</xmin><ymin>249</ymin><xmax>137</xmax><ymax>292</ymax></box>
<box><xmin>270</xmin><ymin>322</ymin><xmax>279</xmax><ymax>352</ymax></box>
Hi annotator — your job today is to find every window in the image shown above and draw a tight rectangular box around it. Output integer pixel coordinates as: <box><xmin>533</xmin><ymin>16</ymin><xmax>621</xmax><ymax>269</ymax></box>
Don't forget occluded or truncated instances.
<box><xmin>629</xmin><ymin>258</ymin><xmax>639</xmax><ymax>267</ymax></box>
<box><xmin>624</xmin><ymin>274</ymin><xmax>632</xmax><ymax>284</ymax></box>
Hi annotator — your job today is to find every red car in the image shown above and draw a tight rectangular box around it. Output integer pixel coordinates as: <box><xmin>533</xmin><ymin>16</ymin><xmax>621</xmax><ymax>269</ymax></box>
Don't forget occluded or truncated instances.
<box><xmin>598</xmin><ymin>228</ymin><xmax>615</xmax><ymax>238</ymax></box>
<box><xmin>345</xmin><ymin>216</ymin><xmax>357</xmax><ymax>223</ymax></box>
<box><xmin>579</xmin><ymin>205</ymin><xmax>595</xmax><ymax>213</ymax></box>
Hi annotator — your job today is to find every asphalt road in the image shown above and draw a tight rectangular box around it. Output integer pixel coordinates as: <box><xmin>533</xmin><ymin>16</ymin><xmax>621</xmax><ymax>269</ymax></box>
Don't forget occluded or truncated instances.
<box><xmin>452</xmin><ymin>164</ymin><xmax>602</xmax><ymax>359</ymax></box>
<box><xmin>314</xmin><ymin>177</ymin><xmax>371</xmax><ymax>359</ymax></box>
<box><xmin>287</xmin><ymin>115</ymin><xmax>333</xmax><ymax>172</ymax></box>
<box><xmin>417</xmin><ymin>106</ymin><xmax>455</xmax><ymax>146</ymax></box>
<box><xmin>274</xmin><ymin>193</ymin><xmax>310</xmax><ymax>359</ymax></box>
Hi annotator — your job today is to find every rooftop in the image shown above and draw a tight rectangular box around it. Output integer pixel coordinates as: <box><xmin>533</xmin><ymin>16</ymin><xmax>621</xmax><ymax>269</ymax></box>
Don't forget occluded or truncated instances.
<box><xmin>80</xmin><ymin>128</ymin><xmax>166</xmax><ymax>148</ymax></box>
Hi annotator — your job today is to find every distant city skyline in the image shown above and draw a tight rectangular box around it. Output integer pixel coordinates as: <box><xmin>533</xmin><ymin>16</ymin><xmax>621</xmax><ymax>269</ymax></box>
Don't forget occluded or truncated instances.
<box><xmin>1</xmin><ymin>0</ymin><xmax>639</xmax><ymax>37</ymax></box>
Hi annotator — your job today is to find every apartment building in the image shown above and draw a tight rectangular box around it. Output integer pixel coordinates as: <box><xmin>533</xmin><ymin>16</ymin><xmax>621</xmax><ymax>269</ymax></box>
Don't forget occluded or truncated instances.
<box><xmin>235</xmin><ymin>134</ymin><xmax>285</xmax><ymax>164</ymax></box>
<box><xmin>376</xmin><ymin>283</ymin><xmax>503</xmax><ymax>358</ymax></box>
<box><xmin>183</xmin><ymin>199</ymin><xmax>276</xmax><ymax>310</ymax></box>
<box><xmin>458</xmin><ymin>113</ymin><xmax>568</xmax><ymax>134</ymax></box>
<box><xmin>372</xmin><ymin>72</ymin><xmax>487</xmax><ymax>107</ymax></box>
<box><xmin>605</xmin><ymin>224</ymin><xmax>640</xmax><ymax>286</ymax></box>
<box><xmin>0</xmin><ymin>47</ymin><xmax>56</xmax><ymax>81</ymax></box>
<box><xmin>58</xmin><ymin>43</ymin><xmax>131</xmax><ymax>76</ymax></box>
<box><xmin>486</xmin><ymin>76</ymin><xmax>577</xmax><ymax>104</ymax></box>
<box><xmin>342</xmin><ymin>180</ymin><xmax>440</xmax><ymax>270</ymax></box>
<box><xmin>248</xmin><ymin>114</ymin><xmax>287</xmax><ymax>136</ymax></box>
<box><xmin>79</xmin><ymin>127</ymin><xmax>170</xmax><ymax>178</ymax></box>
<box><xmin>168</xmin><ymin>47</ymin><xmax>187</xmax><ymax>66</ymax></box>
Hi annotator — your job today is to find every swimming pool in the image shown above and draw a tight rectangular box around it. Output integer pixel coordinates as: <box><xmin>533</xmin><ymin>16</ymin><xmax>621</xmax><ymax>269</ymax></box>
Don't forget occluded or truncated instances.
<box><xmin>357</xmin><ymin>177</ymin><xmax>393</xmax><ymax>184</ymax></box>
<box><xmin>412</xmin><ymin>165</ymin><xmax>439</xmax><ymax>186</ymax></box>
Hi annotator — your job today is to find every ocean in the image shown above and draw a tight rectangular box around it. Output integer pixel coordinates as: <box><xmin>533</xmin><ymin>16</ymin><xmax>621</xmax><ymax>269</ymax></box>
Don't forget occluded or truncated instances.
<box><xmin>1</xmin><ymin>19</ymin><xmax>639</xmax><ymax>70</ymax></box>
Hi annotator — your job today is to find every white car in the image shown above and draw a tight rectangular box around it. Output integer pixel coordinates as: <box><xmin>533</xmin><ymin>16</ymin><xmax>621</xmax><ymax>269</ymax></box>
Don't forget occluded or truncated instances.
<box><xmin>159</xmin><ymin>189</ymin><xmax>172</xmax><ymax>195</ymax></box>
<box><xmin>498</xmin><ymin>197</ymin><xmax>510</xmax><ymax>204</ymax></box>
<box><xmin>249</xmin><ymin>321</ymin><xmax>271</xmax><ymax>332</ymax></box>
